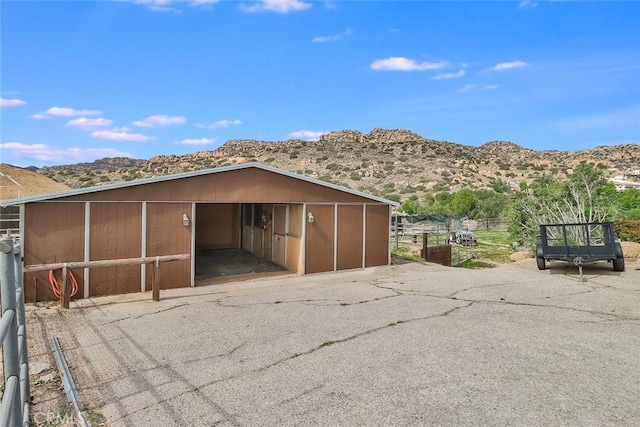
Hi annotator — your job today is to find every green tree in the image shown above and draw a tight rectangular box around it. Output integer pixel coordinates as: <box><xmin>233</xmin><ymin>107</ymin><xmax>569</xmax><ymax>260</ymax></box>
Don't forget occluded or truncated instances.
<box><xmin>613</xmin><ymin>188</ymin><xmax>640</xmax><ymax>220</ymax></box>
<box><xmin>451</xmin><ymin>189</ymin><xmax>477</xmax><ymax>217</ymax></box>
<box><xmin>475</xmin><ymin>190</ymin><xmax>508</xmax><ymax>220</ymax></box>
<box><xmin>508</xmin><ymin>163</ymin><xmax>616</xmax><ymax>248</ymax></box>
<box><xmin>491</xmin><ymin>179</ymin><xmax>510</xmax><ymax>193</ymax></box>
<box><xmin>399</xmin><ymin>196</ymin><xmax>422</xmax><ymax>214</ymax></box>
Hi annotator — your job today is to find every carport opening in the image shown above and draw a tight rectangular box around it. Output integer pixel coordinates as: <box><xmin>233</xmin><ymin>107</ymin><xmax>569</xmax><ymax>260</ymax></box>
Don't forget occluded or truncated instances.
<box><xmin>194</xmin><ymin>203</ymin><xmax>289</xmax><ymax>285</ymax></box>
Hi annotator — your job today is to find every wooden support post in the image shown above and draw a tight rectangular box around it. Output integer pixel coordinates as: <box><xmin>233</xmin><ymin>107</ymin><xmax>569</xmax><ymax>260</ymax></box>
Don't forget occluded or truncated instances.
<box><xmin>421</xmin><ymin>234</ymin><xmax>428</xmax><ymax>260</ymax></box>
<box><xmin>60</xmin><ymin>265</ymin><xmax>70</xmax><ymax>309</ymax></box>
<box><xmin>152</xmin><ymin>257</ymin><xmax>160</xmax><ymax>302</ymax></box>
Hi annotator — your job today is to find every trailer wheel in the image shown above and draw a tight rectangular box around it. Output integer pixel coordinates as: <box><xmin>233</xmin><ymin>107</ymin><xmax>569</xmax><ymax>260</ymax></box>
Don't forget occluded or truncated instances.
<box><xmin>536</xmin><ymin>257</ymin><xmax>546</xmax><ymax>270</ymax></box>
<box><xmin>612</xmin><ymin>256</ymin><xmax>625</xmax><ymax>272</ymax></box>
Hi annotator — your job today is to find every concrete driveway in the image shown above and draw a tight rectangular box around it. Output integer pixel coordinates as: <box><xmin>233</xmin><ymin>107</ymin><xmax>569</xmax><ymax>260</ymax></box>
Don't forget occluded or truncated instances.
<box><xmin>28</xmin><ymin>259</ymin><xmax>640</xmax><ymax>426</ymax></box>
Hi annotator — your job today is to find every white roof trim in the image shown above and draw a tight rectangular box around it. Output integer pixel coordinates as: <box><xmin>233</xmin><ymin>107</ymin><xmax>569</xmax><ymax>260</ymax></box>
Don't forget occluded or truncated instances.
<box><xmin>1</xmin><ymin>162</ymin><xmax>400</xmax><ymax>207</ymax></box>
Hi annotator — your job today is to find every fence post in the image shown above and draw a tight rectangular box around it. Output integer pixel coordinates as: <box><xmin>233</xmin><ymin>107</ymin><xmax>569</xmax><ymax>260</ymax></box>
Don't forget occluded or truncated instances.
<box><xmin>1</xmin><ymin>236</ymin><xmax>22</xmax><ymax>426</ymax></box>
<box><xmin>13</xmin><ymin>243</ymin><xmax>30</xmax><ymax>416</ymax></box>
<box><xmin>60</xmin><ymin>264</ymin><xmax>69</xmax><ymax>309</ymax></box>
<box><xmin>152</xmin><ymin>257</ymin><xmax>160</xmax><ymax>302</ymax></box>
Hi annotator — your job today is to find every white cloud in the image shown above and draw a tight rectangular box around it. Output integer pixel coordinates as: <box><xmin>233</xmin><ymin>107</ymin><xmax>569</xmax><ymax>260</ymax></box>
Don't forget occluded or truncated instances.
<box><xmin>133</xmin><ymin>114</ymin><xmax>186</xmax><ymax>128</ymax></box>
<box><xmin>518</xmin><ymin>1</ymin><xmax>538</xmax><ymax>9</ymax></box>
<box><xmin>90</xmin><ymin>129</ymin><xmax>153</xmax><ymax>141</ymax></box>
<box><xmin>432</xmin><ymin>70</ymin><xmax>466</xmax><ymax>80</ymax></box>
<box><xmin>132</xmin><ymin>0</ymin><xmax>219</xmax><ymax>11</ymax></box>
<box><xmin>288</xmin><ymin>130</ymin><xmax>326</xmax><ymax>141</ymax></box>
<box><xmin>241</xmin><ymin>0</ymin><xmax>312</xmax><ymax>14</ymax></box>
<box><xmin>312</xmin><ymin>28</ymin><xmax>353</xmax><ymax>43</ymax></box>
<box><xmin>65</xmin><ymin>117</ymin><xmax>114</xmax><ymax>131</ymax></box>
<box><xmin>195</xmin><ymin>119</ymin><xmax>242</xmax><ymax>129</ymax></box>
<box><xmin>31</xmin><ymin>106</ymin><xmax>102</xmax><ymax>119</ymax></box>
<box><xmin>190</xmin><ymin>0</ymin><xmax>219</xmax><ymax>6</ymax></box>
<box><xmin>458</xmin><ymin>84</ymin><xmax>498</xmax><ymax>93</ymax></box>
<box><xmin>175</xmin><ymin>138</ymin><xmax>216</xmax><ymax>145</ymax></box>
<box><xmin>487</xmin><ymin>60</ymin><xmax>528</xmax><ymax>71</ymax></box>
<box><xmin>312</xmin><ymin>35</ymin><xmax>342</xmax><ymax>43</ymax></box>
<box><xmin>370</xmin><ymin>57</ymin><xmax>448</xmax><ymax>71</ymax></box>
<box><xmin>0</xmin><ymin>142</ymin><xmax>132</xmax><ymax>163</ymax></box>
<box><xmin>132</xmin><ymin>0</ymin><xmax>177</xmax><ymax>12</ymax></box>
<box><xmin>0</xmin><ymin>97</ymin><xmax>27</xmax><ymax>107</ymax></box>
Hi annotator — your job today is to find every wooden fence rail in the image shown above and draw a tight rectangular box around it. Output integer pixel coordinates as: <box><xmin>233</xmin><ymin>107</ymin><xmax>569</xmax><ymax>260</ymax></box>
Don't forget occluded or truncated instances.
<box><xmin>24</xmin><ymin>254</ymin><xmax>190</xmax><ymax>308</ymax></box>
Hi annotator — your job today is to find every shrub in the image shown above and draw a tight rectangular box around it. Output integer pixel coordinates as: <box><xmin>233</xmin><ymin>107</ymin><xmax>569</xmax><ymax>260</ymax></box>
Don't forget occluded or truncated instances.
<box><xmin>614</xmin><ymin>220</ymin><xmax>640</xmax><ymax>242</ymax></box>
<box><xmin>384</xmin><ymin>193</ymin><xmax>401</xmax><ymax>203</ymax></box>
<box><xmin>326</xmin><ymin>163</ymin><xmax>341</xmax><ymax>171</ymax></box>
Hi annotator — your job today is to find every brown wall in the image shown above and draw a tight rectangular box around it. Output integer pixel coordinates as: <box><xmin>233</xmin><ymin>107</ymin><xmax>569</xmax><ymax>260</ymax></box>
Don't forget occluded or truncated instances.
<box><xmin>288</xmin><ymin>204</ymin><xmax>303</xmax><ymax>238</ymax></box>
<box><xmin>365</xmin><ymin>205</ymin><xmax>390</xmax><ymax>267</ymax></box>
<box><xmin>305</xmin><ymin>205</ymin><xmax>335</xmax><ymax>274</ymax></box>
<box><xmin>337</xmin><ymin>205</ymin><xmax>363</xmax><ymax>270</ymax></box>
<box><xmin>23</xmin><ymin>202</ymin><xmax>85</xmax><ymax>302</ymax></box>
<box><xmin>195</xmin><ymin>204</ymin><xmax>239</xmax><ymax>249</ymax></box>
<box><xmin>90</xmin><ymin>202</ymin><xmax>142</xmax><ymax>297</ymax></box>
<box><xmin>286</xmin><ymin>237</ymin><xmax>303</xmax><ymax>274</ymax></box>
<box><xmin>145</xmin><ymin>203</ymin><xmax>192</xmax><ymax>289</ymax></box>
<box><xmin>59</xmin><ymin>168</ymin><xmax>373</xmax><ymax>204</ymax></box>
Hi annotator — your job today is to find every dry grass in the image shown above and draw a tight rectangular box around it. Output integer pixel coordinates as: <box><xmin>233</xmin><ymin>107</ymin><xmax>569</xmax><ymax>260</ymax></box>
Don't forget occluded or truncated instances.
<box><xmin>0</xmin><ymin>164</ymin><xmax>69</xmax><ymax>200</ymax></box>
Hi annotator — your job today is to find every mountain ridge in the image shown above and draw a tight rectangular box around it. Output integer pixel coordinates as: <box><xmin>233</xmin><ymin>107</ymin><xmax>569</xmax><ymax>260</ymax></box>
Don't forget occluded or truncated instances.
<box><xmin>26</xmin><ymin>129</ymin><xmax>640</xmax><ymax>199</ymax></box>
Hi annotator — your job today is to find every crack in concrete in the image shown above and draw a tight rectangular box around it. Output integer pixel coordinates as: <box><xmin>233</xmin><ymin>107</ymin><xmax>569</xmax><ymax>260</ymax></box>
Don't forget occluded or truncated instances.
<box><xmin>125</xmin><ymin>301</ymin><xmax>477</xmax><ymax>411</ymax></box>
<box><xmin>363</xmin><ymin>279</ymin><xmax>638</xmax><ymax>321</ymax></box>
<box><xmin>259</xmin><ymin>301</ymin><xmax>476</xmax><ymax>370</ymax></box>
<box><xmin>455</xmin><ymin>298</ymin><xmax>638</xmax><ymax>321</ymax></box>
<box><xmin>181</xmin><ymin>342</ymin><xmax>248</xmax><ymax>366</ymax></box>
<box><xmin>132</xmin><ymin>303</ymin><xmax>190</xmax><ymax>319</ymax></box>
<box><xmin>96</xmin><ymin>302</ymin><xmax>190</xmax><ymax>325</ymax></box>
<box><xmin>266</xmin><ymin>382</ymin><xmax>326</xmax><ymax>410</ymax></box>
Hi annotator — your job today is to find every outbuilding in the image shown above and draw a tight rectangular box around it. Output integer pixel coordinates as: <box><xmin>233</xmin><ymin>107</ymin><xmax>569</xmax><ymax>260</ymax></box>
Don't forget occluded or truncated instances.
<box><xmin>2</xmin><ymin>162</ymin><xmax>398</xmax><ymax>302</ymax></box>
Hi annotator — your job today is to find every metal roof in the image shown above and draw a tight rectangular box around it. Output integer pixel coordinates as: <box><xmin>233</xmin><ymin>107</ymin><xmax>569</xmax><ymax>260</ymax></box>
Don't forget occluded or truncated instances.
<box><xmin>0</xmin><ymin>162</ymin><xmax>400</xmax><ymax>207</ymax></box>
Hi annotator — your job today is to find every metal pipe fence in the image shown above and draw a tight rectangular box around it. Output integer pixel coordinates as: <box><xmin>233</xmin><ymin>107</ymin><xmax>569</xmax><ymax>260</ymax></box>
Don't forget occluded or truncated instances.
<box><xmin>0</xmin><ymin>236</ymin><xmax>31</xmax><ymax>426</ymax></box>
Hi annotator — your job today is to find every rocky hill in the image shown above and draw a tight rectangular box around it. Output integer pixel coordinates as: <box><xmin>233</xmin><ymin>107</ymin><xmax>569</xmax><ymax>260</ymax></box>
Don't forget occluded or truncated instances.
<box><xmin>35</xmin><ymin>129</ymin><xmax>640</xmax><ymax>200</ymax></box>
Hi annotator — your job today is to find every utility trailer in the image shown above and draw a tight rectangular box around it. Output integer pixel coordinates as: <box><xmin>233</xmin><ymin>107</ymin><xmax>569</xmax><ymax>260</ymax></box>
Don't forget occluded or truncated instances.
<box><xmin>536</xmin><ymin>222</ymin><xmax>625</xmax><ymax>271</ymax></box>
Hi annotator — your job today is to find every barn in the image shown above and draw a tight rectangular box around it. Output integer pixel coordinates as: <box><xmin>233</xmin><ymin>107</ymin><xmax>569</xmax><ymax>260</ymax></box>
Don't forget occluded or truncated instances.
<box><xmin>1</xmin><ymin>163</ymin><xmax>398</xmax><ymax>302</ymax></box>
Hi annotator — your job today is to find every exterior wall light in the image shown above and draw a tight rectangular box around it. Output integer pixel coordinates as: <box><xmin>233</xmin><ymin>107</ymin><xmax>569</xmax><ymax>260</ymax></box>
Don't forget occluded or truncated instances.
<box><xmin>182</xmin><ymin>213</ymin><xmax>190</xmax><ymax>227</ymax></box>
<box><xmin>307</xmin><ymin>212</ymin><xmax>315</xmax><ymax>224</ymax></box>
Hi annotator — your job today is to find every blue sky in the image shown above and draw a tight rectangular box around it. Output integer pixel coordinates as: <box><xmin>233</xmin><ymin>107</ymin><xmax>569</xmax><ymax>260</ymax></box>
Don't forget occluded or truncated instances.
<box><xmin>1</xmin><ymin>0</ymin><xmax>639</xmax><ymax>167</ymax></box>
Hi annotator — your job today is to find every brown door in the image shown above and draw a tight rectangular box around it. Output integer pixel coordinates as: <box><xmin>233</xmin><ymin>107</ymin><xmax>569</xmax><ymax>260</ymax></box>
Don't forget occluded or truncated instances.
<box><xmin>272</xmin><ymin>205</ymin><xmax>286</xmax><ymax>267</ymax></box>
